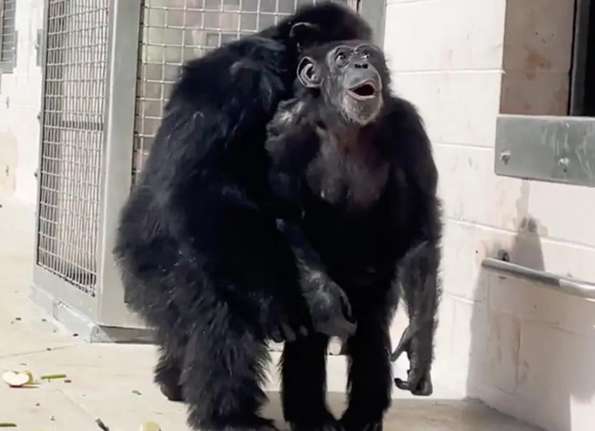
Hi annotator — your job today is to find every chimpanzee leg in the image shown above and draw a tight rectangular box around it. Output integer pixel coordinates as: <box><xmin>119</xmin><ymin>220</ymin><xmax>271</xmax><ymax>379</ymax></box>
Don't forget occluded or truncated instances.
<box><xmin>341</xmin><ymin>301</ymin><xmax>393</xmax><ymax>431</ymax></box>
<box><xmin>153</xmin><ymin>319</ymin><xmax>188</xmax><ymax>402</ymax></box>
<box><xmin>155</xmin><ymin>347</ymin><xmax>184</xmax><ymax>402</ymax></box>
<box><xmin>281</xmin><ymin>334</ymin><xmax>340</xmax><ymax>431</ymax></box>
<box><xmin>181</xmin><ymin>321</ymin><xmax>277</xmax><ymax>431</ymax></box>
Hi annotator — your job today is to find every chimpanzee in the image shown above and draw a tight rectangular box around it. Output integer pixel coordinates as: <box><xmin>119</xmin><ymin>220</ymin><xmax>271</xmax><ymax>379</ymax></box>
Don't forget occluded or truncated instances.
<box><xmin>114</xmin><ymin>4</ymin><xmax>374</xmax><ymax>431</ymax></box>
<box><xmin>265</xmin><ymin>40</ymin><xmax>442</xmax><ymax>431</ymax></box>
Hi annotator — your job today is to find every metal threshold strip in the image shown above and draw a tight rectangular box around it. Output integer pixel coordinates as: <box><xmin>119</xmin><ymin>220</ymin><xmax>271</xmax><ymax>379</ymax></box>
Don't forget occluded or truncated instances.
<box><xmin>482</xmin><ymin>258</ymin><xmax>595</xmax><ymax>300</ymax></box>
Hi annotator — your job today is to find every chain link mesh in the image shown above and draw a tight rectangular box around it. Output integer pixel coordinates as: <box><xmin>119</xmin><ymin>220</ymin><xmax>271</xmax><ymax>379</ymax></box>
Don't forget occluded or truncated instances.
<box><xmin>0</xmin><ymin>0</ymin><xmax>16</xmax><ymax>65</ymax></box>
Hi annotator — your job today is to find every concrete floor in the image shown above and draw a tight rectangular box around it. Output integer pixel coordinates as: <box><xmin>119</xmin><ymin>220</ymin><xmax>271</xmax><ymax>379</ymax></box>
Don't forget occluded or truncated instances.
<box><xmin>0</xmin><ymin>194</ymin><xmax>542</xmax><ymax>431</ymax></box>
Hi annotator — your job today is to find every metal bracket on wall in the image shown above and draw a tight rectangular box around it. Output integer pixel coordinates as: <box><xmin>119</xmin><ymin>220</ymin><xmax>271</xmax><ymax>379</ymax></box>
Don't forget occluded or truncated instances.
<box><xmin>495</xmin><ymin>115</ymin><xmax>595</xmax><ymax>187</ymax></box>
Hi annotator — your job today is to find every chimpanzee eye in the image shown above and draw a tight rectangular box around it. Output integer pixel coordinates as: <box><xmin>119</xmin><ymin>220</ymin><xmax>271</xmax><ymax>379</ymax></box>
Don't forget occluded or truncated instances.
<box><xmin>335</xmin><ymin>51</ymin><xmax>348</xmax><ymax>66</ymax></box>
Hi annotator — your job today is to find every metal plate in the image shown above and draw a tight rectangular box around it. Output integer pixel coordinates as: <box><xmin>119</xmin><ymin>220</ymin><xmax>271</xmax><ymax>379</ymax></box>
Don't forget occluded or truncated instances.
<box><xmin>495</xmin><ymin>114</ymin><xmax>595</xmax><ymax>187</ymax></box>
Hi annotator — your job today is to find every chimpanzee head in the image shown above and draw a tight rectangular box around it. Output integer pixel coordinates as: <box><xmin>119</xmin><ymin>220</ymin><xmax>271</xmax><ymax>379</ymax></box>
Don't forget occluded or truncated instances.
<box><xmin>296</xmin><ymin>40</ymin><xmax>390</xmax><ymax>126</ymax></box>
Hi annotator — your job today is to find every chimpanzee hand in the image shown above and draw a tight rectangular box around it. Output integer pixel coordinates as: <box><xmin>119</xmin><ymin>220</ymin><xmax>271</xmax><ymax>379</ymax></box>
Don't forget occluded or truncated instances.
<box><xmin>274</xmin><ymin>219</ymin><xmax>357</xmax><ymax>340</ymax></box>
<box><xmin>265</xmin><ymin>298</ymin><xmax>311</xmax><ymax>344</ymax></box>
<box><xmin>392</xmin><ymin>323</ymin><xmax>433</xmax><ymax>396</ymax></box>
<box><xmin>302</xmin><ymin>271</ymin><xmax>357</xmax><ymax>339</ymax></box>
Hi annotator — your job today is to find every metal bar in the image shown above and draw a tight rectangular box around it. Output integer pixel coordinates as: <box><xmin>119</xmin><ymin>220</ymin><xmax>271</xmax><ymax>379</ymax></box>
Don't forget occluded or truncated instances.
<box><xmin>482</xmin><ymin>257</ymin><xmax>595</xmax><ymax>300</ymax></box>
<box><xmin>570</xmin><ymin>0</ymin><xmax>591</xmax><ymax>115</ymax></box>
<box><xmin>59</xmin><ymin>119</ymin><xmax>104</xmax><ymax>130</ymax></box>
<box><xmin>96</xmin><ymin>0</ymin><xmax>146</xmax><ymax>328</ymax></box>
<box><xmin>34</xmin><ymin>0</ymin><xmax>51</xmax><ymax>278</ymax></box>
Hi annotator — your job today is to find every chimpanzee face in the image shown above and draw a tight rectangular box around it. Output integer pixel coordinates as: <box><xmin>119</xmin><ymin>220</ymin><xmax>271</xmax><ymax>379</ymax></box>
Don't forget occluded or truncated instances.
<box><xmin>297</xmin><ymin>41</ymin><xmax>386</xmax><ymax>125</ymax></box>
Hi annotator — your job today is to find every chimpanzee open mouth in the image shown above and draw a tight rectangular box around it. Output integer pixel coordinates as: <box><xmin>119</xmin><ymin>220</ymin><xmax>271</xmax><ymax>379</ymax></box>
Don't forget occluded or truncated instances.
<box><xmin>348</xmin><ymin>81</ymin><xmax>378</xmax><ymax>99</ymax></box>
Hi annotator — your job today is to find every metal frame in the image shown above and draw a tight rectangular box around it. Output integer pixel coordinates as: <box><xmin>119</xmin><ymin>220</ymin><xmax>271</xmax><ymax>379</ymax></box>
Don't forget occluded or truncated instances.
<box><xmin>0</xmin><ymin>0</ymin><xmax>17</xmax><ymax>73</ymax></box>
<box><xmin>97</xmin><ymin>0</ymin><xmax>145</xmax><ymax>328</ymax></box>
<box><xmin>570</xmin><ymin>0</ymin><xmax>591</xmax><ymax>115</ymax></box>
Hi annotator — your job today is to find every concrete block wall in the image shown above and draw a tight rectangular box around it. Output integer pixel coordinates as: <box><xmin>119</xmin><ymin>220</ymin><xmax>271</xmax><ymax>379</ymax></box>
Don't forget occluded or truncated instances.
<box><xmin>0</xmin><ymin>0</ymin><xmax>44</xmax><ymax>203</ymax></box>
<box><xmin>384</xmin><ymin>1</ymin><xmax>595</xmax><ymax>431</ymax></box>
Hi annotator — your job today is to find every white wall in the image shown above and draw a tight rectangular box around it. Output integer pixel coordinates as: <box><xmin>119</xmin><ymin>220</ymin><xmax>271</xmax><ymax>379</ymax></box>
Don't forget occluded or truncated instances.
<box><xmin>0</xmin><ymin>0</ymin><xmax>43</xmax><ymax>203</ymax></box>
<box><xmin>383</xmin><ymin>1</ymin><xmax>595</xmax><ymax>431</ymax></box>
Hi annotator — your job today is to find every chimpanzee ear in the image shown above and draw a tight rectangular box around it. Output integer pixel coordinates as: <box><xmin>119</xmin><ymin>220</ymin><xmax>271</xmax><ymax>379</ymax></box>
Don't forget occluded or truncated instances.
<box><xmin>297</xmin><ymin>56</ymin><xmax>322</xmax><ymax>89</ymax></box>
<box><xmin>289</xmin><ymin>22</ymin><xmax>321</xmax><ymax>51</ymax></box>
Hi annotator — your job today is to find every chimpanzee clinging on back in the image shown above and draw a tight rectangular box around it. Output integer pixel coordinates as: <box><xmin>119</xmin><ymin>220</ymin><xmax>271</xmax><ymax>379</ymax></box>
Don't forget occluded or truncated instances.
<box><xmin>266</xmin><ymin>40</ymin><xmax>442</xmax><ymax>431</ymax></box>
<box><xmin>114</xmin><ymin>4</ymin><xmax>373</xmax><ymax>431</ymax></box>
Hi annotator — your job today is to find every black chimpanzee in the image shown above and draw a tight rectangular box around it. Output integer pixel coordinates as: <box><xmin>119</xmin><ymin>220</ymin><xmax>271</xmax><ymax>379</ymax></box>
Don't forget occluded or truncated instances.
<box><xmin>114</xmin><ymin>4</ymin><xmax>373</xmax><ymax>431</ymax></box>
<box><xmin>266</xmin><ymin>40</ymin><xmax>442</xmax><ymax>431</ymax></box>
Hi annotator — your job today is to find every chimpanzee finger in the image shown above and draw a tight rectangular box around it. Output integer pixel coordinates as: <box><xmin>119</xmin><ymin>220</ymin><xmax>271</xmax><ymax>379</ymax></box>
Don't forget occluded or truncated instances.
<box><xmin>390</xmin><ymin>325</ymin><xmax>412</xmax><ymax>361</ymax></box>
<box><xmin>298</xmin><ymin>325</ymin><xmax>309</xmax><ymax>337</ymax></box>
<box><xmin>394</xmin><ymin>377</ymin><xmax>410</xmax><ymax>391</ymax></box>
<box><xmin>390</xmin><ymin>343</ymin><xmax>407</xmax><ymax>362</ymax></box>
<box><xmin>317</xmin><ymin>316</ymin><xmax>356</xmax><ymax>339</ymax></box>
<box><xmin>336</xmin><ymin>317</ymin><xmax>357</xmax><ymax>337</ymax></box>
<box><xmin>339</xmin><ymin>290</ymin><xmax>354</xmax><ymax>322</ymax></box>
<box><xmin>270</xmin><ymin>326</ymin><xmax>284</xmax><ymax>343</ymax></box>
<box><xmin>280</xmin><ymin>322</ymin><xmax>297</xmax><ymax>342</ymax></box>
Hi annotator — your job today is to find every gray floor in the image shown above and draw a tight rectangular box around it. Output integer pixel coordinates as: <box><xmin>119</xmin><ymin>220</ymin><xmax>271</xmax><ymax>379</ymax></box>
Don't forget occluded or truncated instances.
<box><xmin>0</xmin><ymin>195</ymin><xmax>541</xmax><ymax>430</ymax></box>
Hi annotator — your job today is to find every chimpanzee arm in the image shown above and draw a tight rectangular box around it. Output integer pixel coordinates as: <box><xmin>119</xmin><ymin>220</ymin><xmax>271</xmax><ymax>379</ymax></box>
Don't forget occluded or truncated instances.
<box><xmin>386</xmin><ymin>98</ymin><xmax>442</xmax><ymax>396</ymax></box>
<box><xmin>275</xmin><ymin>219</ymin><xmax>357</xmax><ymax>339</ymax></box>
<box><xmin>266</xmin><ymin>99</ymin><xmax>357</xmax><ymax>339</ymax></box>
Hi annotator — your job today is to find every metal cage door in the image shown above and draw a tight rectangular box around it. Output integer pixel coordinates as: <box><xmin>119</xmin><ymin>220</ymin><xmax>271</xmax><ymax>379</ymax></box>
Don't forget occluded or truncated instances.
<box><xmin>34</xmin><ymin>0</ymin><xmax>147</xmax><ymax>340</ymax></box>
<box><xmin>34</xmin><ymin>0</ymin><xmax>112</xmax><ymax>325</ymax></box>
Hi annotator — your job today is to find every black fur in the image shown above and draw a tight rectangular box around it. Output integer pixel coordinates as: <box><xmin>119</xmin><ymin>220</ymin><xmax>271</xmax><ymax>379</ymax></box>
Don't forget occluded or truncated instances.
<box><xmin>114</xmin><ymin>4</ymin><xmax>371</xmax><ymax>431</ymax></box>
<box><xmin>266</xmin><ymin>41</ymin><xmax>442</xmax><ymax>431</ymax></box>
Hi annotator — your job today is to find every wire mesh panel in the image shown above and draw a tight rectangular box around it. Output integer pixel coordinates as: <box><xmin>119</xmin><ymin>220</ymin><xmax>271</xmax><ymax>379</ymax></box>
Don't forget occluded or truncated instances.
<box><xmin>0</xmin><ymin>0</ymin><xmax>16</xmax><ymax>68</ymax></box>
<box><xmin>37</xmin><ymin>0</ymin><xmax>111</xmax><ymax>296</ymax></box>
<box><xmin>132</xmin><ymin>0</ymin><xmax>350</xmax><ymax>180</ymax></box>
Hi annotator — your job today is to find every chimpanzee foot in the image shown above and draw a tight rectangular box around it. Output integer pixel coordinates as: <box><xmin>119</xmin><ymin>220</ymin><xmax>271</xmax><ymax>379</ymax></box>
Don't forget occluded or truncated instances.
<box><xmin>289</xmin><ymin>411</ymin><xmax>342</xmax><ymax>431</ymax></box>
<box><xmin>155</xmin><ymin>364</ymin><xmax>184</xmax><ymax>402</ymax></box>
<box><xmin>341</xmin><ymin>412</ymin><xmax>383</xmax><ymax>431</ymax></box>
<box><xmin>195</xmin><ymin>416</ymin><xmax>279</xmax><ymax>431</ymax></box>
<box><xmin>290</xmin><ymin>419</ymin><xmax>343</xmax><ymax>431</ymax></box>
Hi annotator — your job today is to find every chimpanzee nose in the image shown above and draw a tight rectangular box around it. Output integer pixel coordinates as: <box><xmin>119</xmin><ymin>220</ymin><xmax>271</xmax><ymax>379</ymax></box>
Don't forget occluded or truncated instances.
<box><xmin>354</xmin><ymin>61</ymin><xmax>369</xmax><ymax>69</ymax></box>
